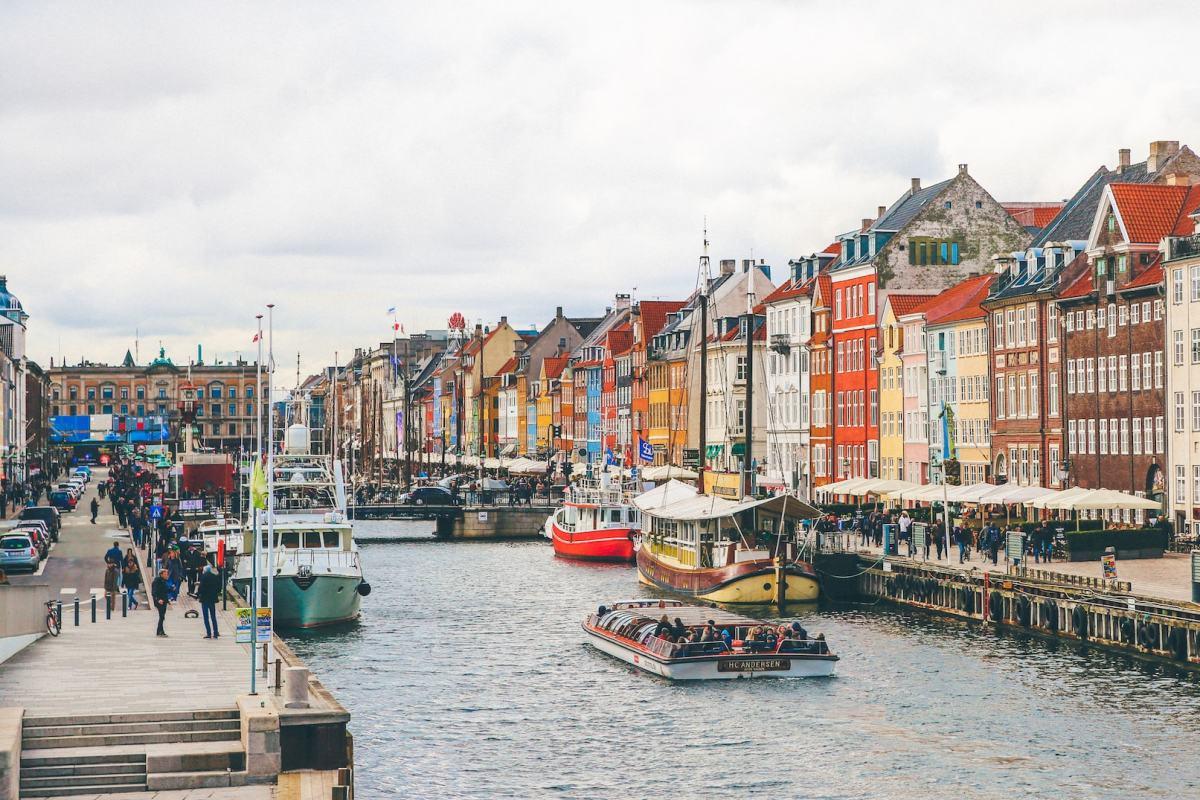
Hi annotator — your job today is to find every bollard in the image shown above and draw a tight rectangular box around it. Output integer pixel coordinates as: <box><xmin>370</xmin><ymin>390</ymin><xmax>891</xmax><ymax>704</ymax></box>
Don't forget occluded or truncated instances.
<box><xmin>105</xmin><ymin>593</ymin><xmax>112</xmax><ymax>620</ymax></box>
<box><xmin>74</xmin><ymin>597</ymin><xmax>79</xmax><ymax>626</ymax></box>
<box><xmin>122</xmin><ymin>593</ymin><xmax>127</xmax><ymax>618</ymax></box>
<box><xmin>274</xmin><ymin>659</ymin><xmax>282</xmax><ymax>693</ymax></box>
<box><xmin>282</xmin><ymin>666</ymin><xmax>311</xmax><ymax>708</ymax></box>
<box><xmin>91</xmin><ymin>595</ymin><xmax>97</xmax><ymax>623</ymax></box>
<box><xmin>56</xmin><ymin>600</ymin><xmax>63</xmax><ymax>628</ymax></box>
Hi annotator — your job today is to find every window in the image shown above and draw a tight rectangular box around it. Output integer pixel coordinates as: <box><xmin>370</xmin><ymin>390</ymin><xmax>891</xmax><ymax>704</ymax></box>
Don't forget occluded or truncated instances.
<box><xmin>1047</xmin><ymin>303</ymin><xmax>1057</xmax><ymax>342</ymax></box>
<box><xmin>1107</xmin><ymin>307</ymin><xmax>1117</xmax><ymax>338</ymax></box>
<box><xmin>1119</xmin><ymin>355</ymin><xmax>1128</xmax><ymax>391</ymax></box>
<box><xmin>1131</xmin><ymin>354</ymin><xmax>1141</xmax><ymax>391</ymax></box>
<box><xmin>1008</xmin><ymin>374</ymin><xmax>1017</xmax><ymax>418</ymax></box>
<box><xmin>1088</xmin><ymin>419</ymin><xmax>1096</xmax><ymax>454</ymax></box>
<box><xmin>1027</xmin><ymin>304</ymin><xmax>1038</xmax><ymax>342</ymax></box>
<box><xmin>1122</xmin><ymin>418</ymin><xmax>1131</xmax><ymax>455</ymax></box>
<box><xmin>996</xmin><ymin>377</ymin><xmax>1005</xmax><ymax>419</ymax></box>
<box><xmin>1177</xmin><ymin>392</ymin><xmax>1186</xmax><ymax>432</ymax></box>
<box><xmin>1098</xmin><ymin>359</ymin><xmax>1107</xmax><ymax>393</ymax></box>
<box><xmin>736</xmin><ymin>356</ymin><xmax>747</xmax><ymax>381</ymax></box>
<box><xmin>1131</xmin><ymin>303</ymin><xmax>1140</xmax><ymax>325</ymax></box>
<box><xmin>1006</xmin><ymin>310</ymin><xmax>1016</xmax><ymax>347</ymax></box>
<box><xmin>1017</xmin><ymin>308</ymin><xmax>1027</xmax><ymax>346</ymax></box>
<box><xmin>1156</xmin><ymin>300</ymin><xmax>1164</xmax><ymax>320</ymax></box>
<box><xmin>1192</xmin><ymin>391</ymin><xmax>1200</xmax><ymax>432</ymax></box>
<box><xmin>1067</xmin><ymin>360</ymin><xmax>1076</xmax><ymax>394</ymax></box>
<box><xmin>1176</xmin><ymin>330</ymin><xmax>1186</xmax><ymax>365</ymax></box>
<box><xmin>1065</xmin><ymin>310</ymin><xmax>1074</xmax><ymax>333</ymax></box>
<box><xmin>1108</xmin><ymin>356</ymin><xmax>1117</xmax><ymax>391</ymax></box>
<box><xmin>1086</xmin><ymin>309</ymin><xmax>1095</xmax><ymax>329</ymax></box>
<box><xmin>1068</xmin><ymin>420</ymin><xmax>1077</xmax><ymax>455</ymax></box>
<box><xmin>1099</xmin><ymin>419</ymin><xmax>1108</xmax><ymax>455</ymax></box>
<box><xmin>1119</xmin><ymin>305</ymin><xmax>1128</xmax><ymax>326</ymax></box>
<box><xmin>246</xmin><ymin>386</ymin><xmax>254</xmax><ymax>398</ymax></box>
<box><xmin>994</xmin><ymin>312</ymin><xmax>1004</xmax><ymax>349</ymax></box>
<box><xmin>1192</xmin><ymin>266</ymin><xmax>1200</xmax><ymax>302</ymax></box>
<box><xmin>1155</xmin><ymin>351</ymin><xmax>1163</xmax><ymax>389</ymax></box>
<box><xmin>1175</xmin><ymin>269</ymin><xmax>1185</xmax><ymax>304</ymax></box>
<box><xmin>1030</xmin><ymin>372</ymin><xmax>1039</xmax><ymax>418</ymax></box>
<box><xmin>835</xmin><ymin>290</ymin><xmax>843</xmax><ymax>320</ymax></box>
<box><xmin>1178</xmin><ymin>466</ymin><xmax>1187</xmax><ymax>503</ymax></box>
<box><xmin>1157</xmin><ymin>416</ymin><xmax>1165</xmax><ymax>453</ymax></box>
<box><xmin>1048</xmin><ymin>372</ymin><xmax>1058</xmax><ymax>416</ymax></box>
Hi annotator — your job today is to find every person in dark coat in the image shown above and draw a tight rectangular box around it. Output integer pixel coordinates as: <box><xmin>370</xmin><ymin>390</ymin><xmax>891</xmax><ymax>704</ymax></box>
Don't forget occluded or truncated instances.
<box><xmin>197</xmin><ymin>564</ymin><xmax>222</xmax><ymax>639</ymax></box>
<box><xmin>185</xmin><ymin>545</ymin><xmax>206</xmax><ymax>597</ymax></box>
<box><xmin>151</xmin><ymin>568</ymin><xmax>170</xmax><ymax>636</ymax></box>
<box><xmin>122</xmin><ymin>552</ymin><xmax>141</xmax><ymax>610</ymax></box>
<box><xmin>90</xmin><ymin>496</ymin><xmax>99</xmax><ymax>524</ymax></box>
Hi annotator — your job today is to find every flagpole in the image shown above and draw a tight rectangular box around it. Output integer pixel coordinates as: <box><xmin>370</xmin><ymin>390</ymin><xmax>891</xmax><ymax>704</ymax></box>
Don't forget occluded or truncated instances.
<box><xmin>250</xmin><ymin>314</ymin><xmax>262</xmax><ymax>695</ymax></box>
<box><xmin>266</xmin><ymin>303</ymin><xmax>276</xmax><ymax>670</ymax></box>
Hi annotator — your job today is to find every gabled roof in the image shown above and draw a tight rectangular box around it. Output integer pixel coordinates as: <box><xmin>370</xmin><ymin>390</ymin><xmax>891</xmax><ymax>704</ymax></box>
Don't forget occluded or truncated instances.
<box><xmin>873</xmin><ymin>178</ymin><xmax>955</xmax><ymax>232</ymax></box>
<box><xmin>1124</xmin><ymin>259</ymin><xmax>1164</xmax><ymax>290</ymax></box>
<box><xmin>1003</xmin><ymin>202</ymin><xmax>1065</xmax><ymax>230</ymax></box>
<box><xmin>495</xmin><ymin>356</ymin><xmax>518</xmax><ymax>375</ymax></box>
<box><xmin>606</xmin><ymin>326</ymin><xmax>633</xmax><ymax>357</ymax></box>
<box><xmin>924</xmin><ymin>274</ymin><xmax>996</xmax><ymax>325</ymax></box>
<box><xmin>885</xmin><ymin>293</ymin><xmax>939</xmax><ymax>319</ymax></box>
<box><xmin>1107</xmin><ymin>183</ymin><xmax>1200</xmax><ymax>244</ymax></box>
<box><xmin>637</xmin><ymin>300</ymin><xmax>686</xmax><ymax>340</ymax></box>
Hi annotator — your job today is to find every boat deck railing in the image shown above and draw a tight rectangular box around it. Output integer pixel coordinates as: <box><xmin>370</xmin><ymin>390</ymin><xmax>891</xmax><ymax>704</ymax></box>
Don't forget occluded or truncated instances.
<box><xmin>244</xmin><ymin>548</ymin><xmax>362</xmax><ymax>573</ymax></box>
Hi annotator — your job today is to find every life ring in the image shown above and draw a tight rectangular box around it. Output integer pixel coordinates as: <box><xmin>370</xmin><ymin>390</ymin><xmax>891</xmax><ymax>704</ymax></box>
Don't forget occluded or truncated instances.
<box><xmin>989</xmin><ymin>592</ymin><xmax>1003</xmax><ymax>620</ymax></box>
<box><xmin>1041</xmin><ymin>601</ymin><xmax>1058</xmax><ymax>632</ymax></box>
<box><xmin>1072</xmin><ymin>606</ymin><xmax>1088</xmax><ymax>639</ymax></box>
<box><xmin>1015</xmin><ymin>596</ymin><xmax>1032</xmax><ymax>628</ymax></box>
<box><xmin>1168</xmin><ymin>628</ymin><xmax>1189</xmax><ymax>661</ymax></box>
<box><xmin>1119</xmin><ymin>618</ymin><xmax>1135</xmax><ymax>643</ymax></box>
<box><xmin>1138</xmin><ymin>622</ymin><xmax>1158</xmax><ymax>650</ymax></box>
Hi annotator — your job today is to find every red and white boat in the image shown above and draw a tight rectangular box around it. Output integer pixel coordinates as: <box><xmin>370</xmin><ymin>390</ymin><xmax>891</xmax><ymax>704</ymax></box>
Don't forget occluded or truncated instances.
<box><xmin>545</xmin><ymin>476</ymin><xmax>638</xmax><ymax>562</ymax></box>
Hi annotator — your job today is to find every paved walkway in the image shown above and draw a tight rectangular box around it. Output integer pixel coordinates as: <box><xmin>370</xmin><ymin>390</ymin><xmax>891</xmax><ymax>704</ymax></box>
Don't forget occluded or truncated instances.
<box><xmin>39</xmin><ymin>788</ymin><xmax>276</xmax><ymax>800</ymax></box>
<box><xmin>851</xmin><ymin>536</ymin><xmax>1197</xmax><ymax>603</ymax></box>
<box><xmin>0</xmin><ymin>471</ymin><xmax>266</xmax><ymax>715</ymax></box>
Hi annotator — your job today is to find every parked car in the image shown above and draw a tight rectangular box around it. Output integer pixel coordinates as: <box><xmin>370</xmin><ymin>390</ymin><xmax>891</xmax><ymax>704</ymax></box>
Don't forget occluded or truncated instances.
<box><xmin>49</xmin><ymin>490</ymin><xmax>77</xmax><ymax>511</ymax></box>
<box><xmin>0</xmin><ymin>533</ymin><xmax>39</xmax><ymax>573</ymax></box>
<box><xmin>14</xmin><ymin>523</ymin><xmax>50</xmax><ymax>559</ymax></box>
<box><xmin>18</xmin><ymin>506</ymin><xmax>61</xmax><ymax>540</ymax></box>
<box><xmin>72</xmin><ymin>467</ymin><xmax>91</xmax><ymax>483</ymax></box>
<box><xmin>399</xmin><ymin>486</ymin><xmax>459</xmax><ymax>506</ymax></box>
<box><xmin>56</xmin><ymin>482</ymin><xmax>81</xmax><ymax>499</ymax></box>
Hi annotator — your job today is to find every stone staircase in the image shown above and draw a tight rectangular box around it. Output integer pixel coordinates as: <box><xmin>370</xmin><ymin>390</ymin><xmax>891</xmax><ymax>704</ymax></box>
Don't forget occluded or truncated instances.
<box><xmin>19</xmin><ymin>709</ymin><xmax>244</xmax><ymax>797</ymax></box>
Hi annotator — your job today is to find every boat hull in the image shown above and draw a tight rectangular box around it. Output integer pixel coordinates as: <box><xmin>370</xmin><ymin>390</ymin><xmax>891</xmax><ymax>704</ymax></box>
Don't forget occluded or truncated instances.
<box><xmin>636</xmin><ymin>548</ymin><xmax>820</xmax><ymax>603</ymax></box>
<box><xmin>233</xmin><ymin>573</ymin><xmax>363</xmax><ymax>628</ymax></box>
<box><xmin>550</xmin><ymin>522</ymin><xmax>635</xmax><ymax>562</ymax></box>
<box><xmin>583</xmin><ymin>626</ymin><xmax>836</xmax><ymax>680</ymax></box>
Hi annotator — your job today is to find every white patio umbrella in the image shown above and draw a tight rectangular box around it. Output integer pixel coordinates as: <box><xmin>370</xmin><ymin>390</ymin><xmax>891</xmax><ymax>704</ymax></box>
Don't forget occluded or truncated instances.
<box><xmin>1070</xmin><ymin>489</ymin><xmax>1161</xmax><ymax>510</ymax></box>
<box><xmin>1029</xmin><ymin>485</ymin><xmax>1093</xmax><ymax>510</ymax></box>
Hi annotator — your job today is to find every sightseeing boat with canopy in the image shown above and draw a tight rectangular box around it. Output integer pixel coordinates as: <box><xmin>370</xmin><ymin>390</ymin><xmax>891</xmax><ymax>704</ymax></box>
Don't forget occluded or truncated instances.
<box><xmin>545</xmin><ymin>471</ymin><xmax>639</xmax><ymax>562</ymax></box>
<box><xmin>634</xmin><ymin>480</ymin><xmax>821</xmax><ymax>605</ymax></box>
<box><xmin>583</xmin><ymin>598</ymin><xmax>837</xmax><ymax>679</ymax></box>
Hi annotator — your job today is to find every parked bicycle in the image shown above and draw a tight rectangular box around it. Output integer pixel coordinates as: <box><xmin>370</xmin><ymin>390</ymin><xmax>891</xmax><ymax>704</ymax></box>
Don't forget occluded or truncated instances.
<box><xmin>44</xmin><ymin>600</ymin><xmax>60</xmax><ymax>636</ymax></box>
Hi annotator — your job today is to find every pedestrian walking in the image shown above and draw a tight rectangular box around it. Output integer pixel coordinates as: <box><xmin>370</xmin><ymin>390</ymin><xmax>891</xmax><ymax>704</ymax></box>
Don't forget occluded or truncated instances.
<box><xmin>185</xmin><ymin>545</ymin><xmax>205</xmax><ymax>597</ymax></box>
<box><xmin>103</xmin><ymin>562</ymin><xmax>119</xmax><ymax>613</ymax></box>
<box><xmin>90</xmin><ymin>496</ymin><xmax>99</xmax><ymax>524</ymax></box>
<box><xmin>166</xmin><ymin>548</ymin><xmax>184</xmax><ymax>602</ymax></box>
<box><xmin>899</xmin><ymin>511</ymin><xmax>912</xmax><ymax>557</ymax></box>
<box><xmin>986</xmin><ymin>523</ymin><xmax>1001</xmax><ymax>566</ymax></box>
<box><xmin>104</xmin><ymin>540</ymin><xmax>123</xmax><ymax>570</ymax></box>
<box><xmin>151</xmin><ymin>568</ymin><xmax>170</xmax><ymax>636</ymax></box>
<box><xmin>122</xmin><ymin>552</ymin><xmax>141</xmax><ymax>610</ymax></box>
<box><xmin>198</xmin><ymin>564</ymin><xmax>221</xmax><ymax>639</ymax></box>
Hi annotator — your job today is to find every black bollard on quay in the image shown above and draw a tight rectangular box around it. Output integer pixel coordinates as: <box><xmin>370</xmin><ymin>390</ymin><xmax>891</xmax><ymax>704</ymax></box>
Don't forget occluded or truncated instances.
<box><xmin>91</xmin><ymin>594</ymin><xmax>97</xmax><ymax>623</ymax></box>
<box><xmin>56</xmin><ymin>600</ymin><xmax>63</xmax><ymax>628</ymax></box>
<box><xmin>105</xmin><ymin>594</ymin><xmax>112</xmax><ymax>620</ymax></box>
<box><xmin>73</xmin><ymin>597</ymin><xmax>79</xmax><ymax>626</ymax></box>
<box><xmin>122</xmin><ymin>593</ymin><xmax>127</xmax><ymax>617</ymax></box>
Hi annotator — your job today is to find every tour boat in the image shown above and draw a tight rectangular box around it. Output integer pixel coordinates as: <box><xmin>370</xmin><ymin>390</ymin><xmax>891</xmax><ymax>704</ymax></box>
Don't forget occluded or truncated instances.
<box><xmin>583</xmin><ymin>599</ymin><xmax>837</xmax><ymax>680</ymax></box>
<box><xmin>198</xmin><ymin>515</ymin><xmax>243</xmax><ymax>561</ymax></box>
<box><xmin>545</xmin><ymin>474</ymin><xmax>638</xmax><ymax>562</ymax></box>
<box><xmin>634</xmin><ymin>481</ymin><xmax>821</xmax><ymax>605</ymax></box>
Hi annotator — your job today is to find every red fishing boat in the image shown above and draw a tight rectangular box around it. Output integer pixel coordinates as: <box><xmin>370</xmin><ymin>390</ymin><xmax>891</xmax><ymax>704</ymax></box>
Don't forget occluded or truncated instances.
<box><xmin>544</xmin><ymin>477</ymin><xmax>638</xmax><ymax>562</ymax></box>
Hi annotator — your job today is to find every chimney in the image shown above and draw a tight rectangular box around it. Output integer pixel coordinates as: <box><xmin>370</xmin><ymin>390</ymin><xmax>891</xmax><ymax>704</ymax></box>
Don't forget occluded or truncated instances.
<box><xmin>957</xmin><ymin>163</ymin><xmax>968</xmax><ymax>176</ymax></box>
<box><xmin>499</xmin><ymin>315</ymin><xmax>507</xmax><ymax>326</ymax></box>
<box><xmin>911</xmin><ymin>177</ymin><xmax>921</xmax><ymax>195</ymax></box>
<box><xmin>720</xmin><ymin>259</ymin><xmax>736</xmax><ymax>276</ymax></box>
<box><xmin>877</xmin><ymin>205</ymin><xmax>886</xmax><ymax>219</ymax></box>
<box><xmin>614</xmin><ymin>293</ymin><xmax>631</xmax><ymax>310</ymax></box>
<box><xmin>197</xmin><ymin>344</ymin><xmax>203</xmax><ymax>365</ymax></box>
<box><xmin>742</xmin><ymin>259</ymin><xmax>754</xmax><ymax>273</ymax></box>
<box><xmin>555</xmin><ymin>306</ymin><xmax>563</xmax><ymax>319</ymax></box>
<box><xmin>1167</xmin><ymin>172</ymin><xmax>1192</xmax><ymax>187</ymax></box>
<box><xmin>1117</xmin><ymin>148</ymin><xmax>1131</xmax><ymax>173</ymax></box>
<box><xmin>861</xmin><ymin>218</ymin><xmax>873</xmax><ymax>232</ymax></box>
<box><xmin>1147</xmin><ymin>140</ymin><xmax>1181</xmax><ymax>172</ymax></box>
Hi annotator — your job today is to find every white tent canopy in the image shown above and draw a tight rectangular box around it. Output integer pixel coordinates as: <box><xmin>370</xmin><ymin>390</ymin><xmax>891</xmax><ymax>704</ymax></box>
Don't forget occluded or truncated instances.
<box><xmin>633</xmin><ymin>479</ymin><xmax>699</xmax><ymax>512</ymax></box>
<box><xmin>635</xmin><ymin>488</ymin><xmax>820</xmax><ymax>522</ymax></box>
<box><xmin>507</xmin><ymin>458</ymin><xmax>548</xmax><ymax>474</ymax></box>
<box><xmin>1029</xmin><ymin>485</ymin><xmax>1090</xmax><ymax>510</ymax></box>
<box><xmin>642</xmin><ymin>465</ymin><xmax>698</xmax><ymax>481</ymax></box>
<box><xmin>816</xmin><ymin>477</ymin><xmax>875</xmax><ymax>496</ymax></box>
<box><xmin>1067</xmin><ymin>489</ymin><xmax>1161</xmax><ymax>511</ymax></box>
<box><xmin>861</xmin><ymin>479</ymin><xmax>920</xmax><ymax>497</ymax></box>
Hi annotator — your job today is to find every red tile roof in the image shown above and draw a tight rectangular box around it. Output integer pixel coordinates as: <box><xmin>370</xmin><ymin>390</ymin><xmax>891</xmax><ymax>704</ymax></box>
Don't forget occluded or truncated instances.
<box><xmin>822</xmin><ymin>242</ymin><xmax>841</xmax><ymax>255</ymax></box>
<box><xmin>1058</xmin><ymin>268</ymin><xmax>1093</xmax><ymax>300</ymax></box>
<box><xmin>1110</xmin><ymin>184</ymin><xmax>1200</xmax><ymax>244</ymax></box>
<box><xmin>1003</xmin><ymin>202</ymin><xmax>1065</xmax><ymax>229</ymax></box>
<box><xmin>543</xmin><ymin>355</ymin><xmax>568</xmax><ymax>379</ymax></box>
<box><xmin>496</xmin><ymin>356</ymin><xmax>518</xmax><ymax>375</ymax></box>
<box><xmin>886</xmin><ymin>292</ymin><xmax>939</xmax><ymax>319</ymax></box>
<box><xmin>922</xmin><ymin>274</ymin><xmax>996</xmax><ymax>325</ymax></box>
<box><xmin>638</xmin><ymin>299</ymin><xmax>686</xmax><ymax>340</ymax></box>
<box><xmin>606</xmin><ymin>326</ymin><xmax>633</xmax><ymax>356</ymax></box>
<box><xmin>1124</xmin><ymin>258</ymin><xmax>1164</xmax><ymax>289</ymax></box>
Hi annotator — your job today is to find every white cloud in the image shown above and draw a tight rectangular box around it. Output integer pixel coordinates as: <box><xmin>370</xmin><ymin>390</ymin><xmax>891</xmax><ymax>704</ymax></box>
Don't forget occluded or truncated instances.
<box><xmin>1</xmin><ymin>0</ymin><xmax>1196</xmax><ymax>374</ymax></box>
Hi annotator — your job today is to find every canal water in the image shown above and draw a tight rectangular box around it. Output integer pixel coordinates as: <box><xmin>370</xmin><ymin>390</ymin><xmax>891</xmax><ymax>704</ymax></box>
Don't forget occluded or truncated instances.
<box><xmin>285</xmin><ymin>523</ymin><xmax>1200</xmax><ymax>799</ymax></box>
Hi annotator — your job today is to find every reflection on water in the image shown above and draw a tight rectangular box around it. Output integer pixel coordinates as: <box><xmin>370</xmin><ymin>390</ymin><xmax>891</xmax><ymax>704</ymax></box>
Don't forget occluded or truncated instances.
<box><xmin>284</xmin><ymin>526</ymin><xmax>1200</xmax><ymax>799</ymax></box>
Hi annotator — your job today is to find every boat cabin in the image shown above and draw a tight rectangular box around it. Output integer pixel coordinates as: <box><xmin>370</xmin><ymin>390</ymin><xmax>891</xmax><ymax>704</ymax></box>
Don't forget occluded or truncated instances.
<box><xmin>555</xmin><ymin>503</ymin><xmax>639</xmax><ymax>533</ymax></box>
<box><xmin>641</xmin><ymin>494</ymin><xmax>819</xmax><ymax>568</ymax></box>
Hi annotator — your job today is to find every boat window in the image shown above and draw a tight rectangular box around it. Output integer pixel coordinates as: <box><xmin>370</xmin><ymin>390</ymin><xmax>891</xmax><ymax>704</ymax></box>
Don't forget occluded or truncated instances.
<box><xmin>280</xmin><ymin>532</ymin><xmax>301</xmax><ymax>549</ymax></box>
<box><xmin>323</xmin><ymin>530</ymin><xmax>341</xmax><ymax>548</ymax></box>
<box><xmin>303</xmin><ymin>531</ymin><xmax>323</xmax><ymax>548</ymax></box>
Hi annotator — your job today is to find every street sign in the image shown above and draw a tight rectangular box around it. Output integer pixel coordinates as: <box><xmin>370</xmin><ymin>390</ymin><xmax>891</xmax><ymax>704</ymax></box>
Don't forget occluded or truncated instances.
<box><xmin>1006</xmin><ymin>531</ymin><xmax>1025</xmax><ymax>564</ymax></box>
<box><xmin>911</xmin><ymin>522</ymin><xmax>927</xmax><ymax>558</ymax></box>
<box><xmin>683</xmin><ymin>448</ymin><xmax>700</xmax><ymax>468</ymax></box>
<box><xmin>235</xmin><ymin>607</ymin><xmax>273</xmax><ymax>643</ymax></box>
<box><xmin>149</xmin><ymin>504</ymin><xmax>164</xmax><ymax>520</ymax></box>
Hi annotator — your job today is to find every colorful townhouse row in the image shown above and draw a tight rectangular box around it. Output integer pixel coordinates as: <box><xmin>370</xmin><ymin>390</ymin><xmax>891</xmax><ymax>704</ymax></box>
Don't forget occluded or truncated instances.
<box><xmin>307</xmin><ymin>139</ymin><xmax>1200</xmax><ymax>535</ymax></box>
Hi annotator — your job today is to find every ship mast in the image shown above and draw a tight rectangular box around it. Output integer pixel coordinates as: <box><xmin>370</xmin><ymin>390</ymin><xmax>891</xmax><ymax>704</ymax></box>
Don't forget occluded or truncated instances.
<box><xmin>697</xmin><ymin>224</ymin><xmax>710</xmax><ymax>496</ymax></box>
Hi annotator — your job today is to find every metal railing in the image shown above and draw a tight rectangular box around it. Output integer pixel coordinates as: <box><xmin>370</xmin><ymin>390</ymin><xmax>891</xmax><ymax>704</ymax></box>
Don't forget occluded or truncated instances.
<box><xmin>1167</xmin><ymin>234</ymin><xmax>1200</xmax><ymax>262</ymax></box>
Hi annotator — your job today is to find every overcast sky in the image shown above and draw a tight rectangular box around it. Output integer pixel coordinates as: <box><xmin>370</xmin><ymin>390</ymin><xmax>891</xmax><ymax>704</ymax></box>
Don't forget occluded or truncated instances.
<box><xmin>2</xmin><ymin>1</ymin><xmax>1196</xmax><ymax>379</ymax></box>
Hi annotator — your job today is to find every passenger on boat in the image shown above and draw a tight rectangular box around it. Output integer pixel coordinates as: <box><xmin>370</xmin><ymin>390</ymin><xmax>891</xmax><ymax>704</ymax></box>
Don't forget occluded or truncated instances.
<box><xmin>597</xmin><ymin>605</ymin><xmax>608</xmax><ymax>617</ymax></box>
<box><xmin>653</xmin><ymin>615</ymin><xmax>672</xmax><ymax>637</ymax></box>
<box><xmin>720</xmin><ymin>628</ymin><xmax>732</xmax><ymax>648</ymax></box>
<box><xmin>699</xmin><ymin>620</ymin><xmax>717</xmax><ymax>642</ymax></box>
<box><xmin>671</xmin><ymin>618</ymin><xmax>687</xmax><ymax>639</ymax></box>
<box><xmin>791</xmin><ymin>621</ymin><xmax>808</xmax><ymax>640</ymax></box>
